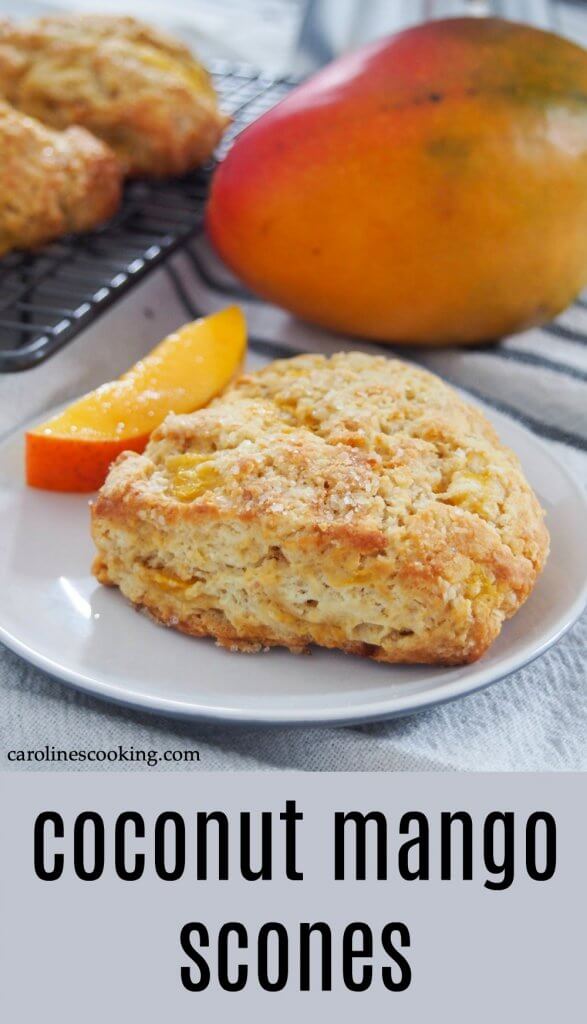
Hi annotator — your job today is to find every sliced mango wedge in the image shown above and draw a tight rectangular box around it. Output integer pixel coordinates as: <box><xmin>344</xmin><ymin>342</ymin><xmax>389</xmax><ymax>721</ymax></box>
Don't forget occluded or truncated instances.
<box><xmin>26</xmin><ymin>306</ymin><xmax>246</xmax><ymax>492</ymax></box>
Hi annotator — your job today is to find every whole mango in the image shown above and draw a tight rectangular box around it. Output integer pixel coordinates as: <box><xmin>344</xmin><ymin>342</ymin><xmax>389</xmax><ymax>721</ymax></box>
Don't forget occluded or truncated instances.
<box><xmin>207</xmin><ymin>17</ymin><xmax>587</xmax><ymax>345</ymax></box>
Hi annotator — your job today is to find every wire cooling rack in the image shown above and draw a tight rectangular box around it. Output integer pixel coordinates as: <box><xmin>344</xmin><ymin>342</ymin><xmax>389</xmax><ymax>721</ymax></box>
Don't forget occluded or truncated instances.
<box><xmin>0</xmin><ymin>61</ymin><xmax>295</xmax><ymax>372</ymax></box>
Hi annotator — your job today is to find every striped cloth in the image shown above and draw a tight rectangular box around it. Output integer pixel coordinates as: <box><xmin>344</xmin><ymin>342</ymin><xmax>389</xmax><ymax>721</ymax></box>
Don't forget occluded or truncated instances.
<box><xmin>1</xmin><ymin>234</ymin><xmax>585</xmax><ymax>772</ymax></box>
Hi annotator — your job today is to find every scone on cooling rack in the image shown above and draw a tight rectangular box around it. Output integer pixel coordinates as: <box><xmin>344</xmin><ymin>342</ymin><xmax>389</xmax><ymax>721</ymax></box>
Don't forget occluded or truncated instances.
<box><xmin>91</xmin><ymin>353</ymin><xmax>549</xmax><ymax>665</ymax></box>
<box><xmin>0</xmin><ymin>14</ymin><xmax>229</xmax><ymax>178</ymax></box>
<box><xmin>0</xmin><ymin>99</ymin><xmax>121</xmax><ymax>257</ymax></box>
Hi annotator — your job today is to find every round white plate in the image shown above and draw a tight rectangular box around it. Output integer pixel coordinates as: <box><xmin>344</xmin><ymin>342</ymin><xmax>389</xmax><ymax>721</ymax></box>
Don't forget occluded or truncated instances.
<box><xmin>0</xmin><ymin>405</ymin><xmax>586</xmax><ymax>726</ymax></box>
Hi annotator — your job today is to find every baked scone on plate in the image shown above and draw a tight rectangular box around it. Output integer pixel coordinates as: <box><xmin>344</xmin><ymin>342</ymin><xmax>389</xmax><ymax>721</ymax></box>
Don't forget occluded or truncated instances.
<box><xmin>0</xmin><ymin>99</ymin><xmax>121</xmax><ymax>257</ymax></box>
<box><xmin>92</xmin><ymin>353</ymin><xmax>549</xmax><ymax>665</ymax></box>
<box><xmin>0</xmin><ymin>15</ymin><xmax>228</xmax><ymax>177</ymax></box>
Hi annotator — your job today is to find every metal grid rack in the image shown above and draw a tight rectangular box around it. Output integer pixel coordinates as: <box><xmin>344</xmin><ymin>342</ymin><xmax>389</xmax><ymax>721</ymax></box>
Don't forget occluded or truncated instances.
<box><xmin>0</xmin><ymin>62</ymin><xmax>295</xmax><ymax>372</ymax></box>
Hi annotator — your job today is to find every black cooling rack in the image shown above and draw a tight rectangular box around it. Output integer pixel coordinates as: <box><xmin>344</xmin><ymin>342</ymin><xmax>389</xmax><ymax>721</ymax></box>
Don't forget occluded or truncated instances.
<box><xmin>0</xmin><ymin>61</ymin><xmax>295</xmax><ymax>372</ymax></box>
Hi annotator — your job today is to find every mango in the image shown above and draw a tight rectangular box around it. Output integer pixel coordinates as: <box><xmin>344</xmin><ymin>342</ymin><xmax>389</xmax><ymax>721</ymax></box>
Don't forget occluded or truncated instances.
<box><xmin>26</xmin><ymin>307</ymin><xmax>246</xmax><ymax>492</ymax></box>
<box><xmin>207</xmin><ymin>18</ymin><xmax>587</xmax><ymax>345</ymax></box>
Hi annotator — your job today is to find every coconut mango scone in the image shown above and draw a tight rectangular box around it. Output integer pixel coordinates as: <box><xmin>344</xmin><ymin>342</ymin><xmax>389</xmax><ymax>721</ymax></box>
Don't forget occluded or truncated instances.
<box><xmin>92</xmin><ymin>353</ymin><xmax>549</xmax><ymax>665</ymax></box>
<box><xmin>0</xmin><ymin>15</ymin><xmax>228</xmax><ymax>177</ymax></box>
<box><xmin>0</xmin><ymin>99</ymin><xmax>121</xmax><ymax>257</ymax></box>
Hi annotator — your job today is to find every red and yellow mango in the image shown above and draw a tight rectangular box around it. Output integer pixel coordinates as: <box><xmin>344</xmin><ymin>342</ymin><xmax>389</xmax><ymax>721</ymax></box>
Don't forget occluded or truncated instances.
<box><xmin>207</xmin><ymin>18</ymin><xmax>587</xmax><ymax>345</ymax></box>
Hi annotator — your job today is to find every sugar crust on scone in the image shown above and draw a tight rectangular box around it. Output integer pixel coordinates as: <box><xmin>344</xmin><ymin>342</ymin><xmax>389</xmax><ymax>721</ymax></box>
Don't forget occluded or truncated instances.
<box><xmin>0</xmin><ymin>98</ymin><xmax>121</xmax><ymax>256</ymax></box>
<box><xmin>92</xmin><ymin>352</ymin><xmax>549</xmax><ymax>665</ymax></box>
<box><xmin>0</xmin><ymin>15</ymin><xmax>228</xmax><ymax>178</ymax></box>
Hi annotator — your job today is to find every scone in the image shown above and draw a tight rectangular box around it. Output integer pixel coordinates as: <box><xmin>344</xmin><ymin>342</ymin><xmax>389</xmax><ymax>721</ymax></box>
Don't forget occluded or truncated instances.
<box><xmin>0</xmin><ymin>99</ymin><xmax>121</xmax><ymax>257</ymax></box>
<box><xmin>0</xmin><ymin>15</ymin><xmax>228</xmax><ymax>177</ymax></box>
<box><xmin>91</xmin><ymin>353</ymin><xmax>549</xmax><ymax>665</ymax></box>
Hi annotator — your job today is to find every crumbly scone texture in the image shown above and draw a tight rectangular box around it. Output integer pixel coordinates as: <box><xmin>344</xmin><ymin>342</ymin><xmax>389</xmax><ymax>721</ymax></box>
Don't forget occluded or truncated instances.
<box><xmin>0</xmin><ymin>15</ymin><xmax>228</xmax><ymax>177</ymax></box>
<box><xmin>92</xmin><ymin>352</ymin><xmax>549</xmax><ymax>665</ymax></box>
<box><xmin>0</xmin><ymin>98</ymin><xmax>121</xmax><ymax>256</ymax></box>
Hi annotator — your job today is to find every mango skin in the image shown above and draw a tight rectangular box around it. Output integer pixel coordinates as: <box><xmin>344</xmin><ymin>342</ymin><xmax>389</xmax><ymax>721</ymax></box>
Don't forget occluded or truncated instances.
<box><xmin>207</xmin><ymin>18</ymin><xmax>587</xmax><ymax>345</ymax></box>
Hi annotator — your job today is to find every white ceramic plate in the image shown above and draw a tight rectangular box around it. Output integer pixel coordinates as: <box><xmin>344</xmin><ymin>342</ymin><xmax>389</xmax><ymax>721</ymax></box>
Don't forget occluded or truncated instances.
<box><xmin>0</xmin><ymin>405</ymin><xmax>586</xmax><ymax>725</ymax></box>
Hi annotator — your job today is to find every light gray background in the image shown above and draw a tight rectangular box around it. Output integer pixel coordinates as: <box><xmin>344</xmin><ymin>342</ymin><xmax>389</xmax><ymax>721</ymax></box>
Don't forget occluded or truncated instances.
<box><xmin>0</xmin><ymin>771</ymin><xmax>583</xmax><ymax>1020</ymax></box>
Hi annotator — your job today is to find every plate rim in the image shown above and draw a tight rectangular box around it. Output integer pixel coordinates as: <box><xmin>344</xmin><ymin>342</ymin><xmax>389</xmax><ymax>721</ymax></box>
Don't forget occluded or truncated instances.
<box><xmin>0</xmin><ymin>606</ymin><xmax>580</xmax><ymax>727</ymax></box>
<box><xmin>1</xmin><ymin>400</ymin><xmax>586</xmax><ymax>726</ymax></box>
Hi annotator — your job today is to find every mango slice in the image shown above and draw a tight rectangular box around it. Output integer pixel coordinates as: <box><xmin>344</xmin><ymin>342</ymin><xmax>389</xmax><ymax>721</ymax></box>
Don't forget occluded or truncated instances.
<box><xmin>26</xmin><ymin>306</ymin><xmax>246</xmax><ymax>492</ymax></box>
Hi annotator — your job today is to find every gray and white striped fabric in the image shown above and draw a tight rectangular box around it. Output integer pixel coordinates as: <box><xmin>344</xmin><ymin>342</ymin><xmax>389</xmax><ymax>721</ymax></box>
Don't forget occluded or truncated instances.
<box><xmin>1</xmin><ymin>234</ymin><xmax>585</xmax><ymax>772</ymax></box>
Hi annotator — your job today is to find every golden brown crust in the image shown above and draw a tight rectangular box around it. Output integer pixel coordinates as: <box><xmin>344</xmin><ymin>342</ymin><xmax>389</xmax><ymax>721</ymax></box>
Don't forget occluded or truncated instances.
<box><xmin>0</xmin><ymin>99</ymin><xmax>121</xmax><ymax>256</ymax></box>
<box><xmin>91</xmin><ymin>353</ymin><xmax>549</xmax><ymax>665</ymax></box>
<box><xmin>0</xmin><ymin>15</ymin><xmax>229</xmax><ymax>177</ymax></box>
